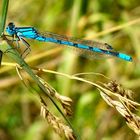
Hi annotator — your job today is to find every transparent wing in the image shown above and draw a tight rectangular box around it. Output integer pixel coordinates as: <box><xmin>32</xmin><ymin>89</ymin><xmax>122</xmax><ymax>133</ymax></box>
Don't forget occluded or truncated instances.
<box><xmin>39</xmin><ymin>31</ymin><xmax>132</xmax><ymax>61</ymax></box>
<box><xmin>39</xmin><ymin>31</ymin><xmax>113</xmax><ymax>51</ymax></box>
<box><xmin>38</xmin><ymin>31</ymin><xmax>116</xmax><ymax>59</ymax></box>
<box><xmin>15</xmin><ymin>27</ymin><xmax>132</xmax><ymax>61</ymax></box>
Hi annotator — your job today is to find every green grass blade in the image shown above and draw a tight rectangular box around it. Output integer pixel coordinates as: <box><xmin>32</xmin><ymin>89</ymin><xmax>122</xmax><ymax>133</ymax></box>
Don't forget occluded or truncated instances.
<box><xmin>1</xmin><ymin>35</ymin><xmax>79</xmax><ymax>139</ymax></box>
<box><xmin>0</xmin><ymin>0</ymin><xmax>9</xmax><ymax>35</ymax></box>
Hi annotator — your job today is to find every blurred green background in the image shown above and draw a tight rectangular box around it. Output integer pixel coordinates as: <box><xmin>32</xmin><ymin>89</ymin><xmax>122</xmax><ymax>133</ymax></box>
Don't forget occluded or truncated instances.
<box><xmin>0</xmin><ymin>0</ymin><xmax>140</xmax><ymax>140</ymax></box>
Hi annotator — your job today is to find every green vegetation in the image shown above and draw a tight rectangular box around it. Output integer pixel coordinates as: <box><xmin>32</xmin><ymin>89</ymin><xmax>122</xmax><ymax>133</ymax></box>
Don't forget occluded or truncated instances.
<box><xmin>0</xmin><ymin>0</ymin><xmax>140</xmax><ymax>140</ymax></box>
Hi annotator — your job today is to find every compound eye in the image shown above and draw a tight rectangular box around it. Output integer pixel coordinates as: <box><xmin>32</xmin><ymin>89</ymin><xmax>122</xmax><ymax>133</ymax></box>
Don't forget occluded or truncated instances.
<box><xmin>8</xmin><ymin>22</ymin><xmax>15</xmax><ymax>29</ymax></box>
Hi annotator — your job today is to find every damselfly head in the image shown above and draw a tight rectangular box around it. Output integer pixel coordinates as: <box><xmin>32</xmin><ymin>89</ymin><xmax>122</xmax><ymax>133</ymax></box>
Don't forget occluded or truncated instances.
<box><xmin>6</xmin><ymin>22</ymin><xmax>16</xmax><ymax>35</ymax></box>
<box><xmin>8</xmin><ymin>22</ymin><xmax>15</xmax><ymax>27</ymax></box>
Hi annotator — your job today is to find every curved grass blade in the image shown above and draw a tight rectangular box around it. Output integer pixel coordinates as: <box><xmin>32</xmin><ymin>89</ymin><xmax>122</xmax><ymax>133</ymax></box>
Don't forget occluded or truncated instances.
<box><xmin>1</xmin><ymin>34</ymin><xmax>79</xmax><ymax>140</ymax></box>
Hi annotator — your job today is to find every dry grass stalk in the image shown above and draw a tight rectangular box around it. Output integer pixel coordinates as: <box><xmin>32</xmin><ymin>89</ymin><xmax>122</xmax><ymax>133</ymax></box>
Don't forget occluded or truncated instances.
<box><xmin>37</xmin><ymin>75</ymin><xmax>73</xmax><ymax>116</ymax></box>
<box><xmin>40</xmin><ymin>100</ymin><xmax>76</xmax><ymax>140</ymax></box>
<box><xmin>99</xmin><ymin>80</ymin><xmax>140</xmax><ymax>136</ymax></box>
